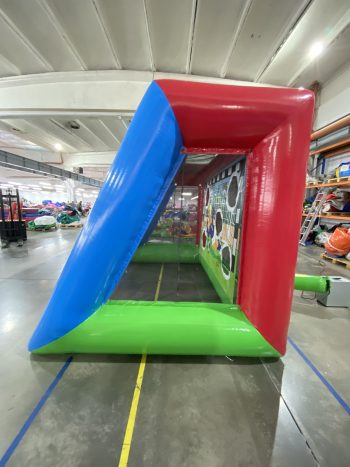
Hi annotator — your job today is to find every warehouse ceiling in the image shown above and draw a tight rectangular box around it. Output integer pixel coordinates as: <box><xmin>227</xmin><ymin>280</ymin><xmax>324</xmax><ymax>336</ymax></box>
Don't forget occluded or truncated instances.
<box><xmin>0</xmin><ymin>116</ymin><xmax>129</xmax><ymax>153</ymax></box>
<box><xmin>0</xmin><ymin>0</ymin><xmax>349</xmax><ymax>180</ymax></box>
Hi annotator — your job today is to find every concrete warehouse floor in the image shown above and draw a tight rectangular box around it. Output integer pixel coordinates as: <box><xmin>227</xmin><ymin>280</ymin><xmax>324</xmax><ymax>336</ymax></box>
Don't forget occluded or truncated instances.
<box><xmin>0</xmin><ymin>229</ymin><xmax>349</xmax><ymax>467</ymax></box>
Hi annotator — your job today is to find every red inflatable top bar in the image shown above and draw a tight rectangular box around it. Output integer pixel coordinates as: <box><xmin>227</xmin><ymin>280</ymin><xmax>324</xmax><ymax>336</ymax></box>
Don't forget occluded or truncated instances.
<box><xmin>156</xmin><ymin>79</ymin><xmax>313</xmax><ymax>151</ymax></box>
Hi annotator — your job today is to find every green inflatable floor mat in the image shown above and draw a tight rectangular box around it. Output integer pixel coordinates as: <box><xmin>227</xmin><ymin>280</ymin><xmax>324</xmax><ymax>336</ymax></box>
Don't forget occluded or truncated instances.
<box><xmin>33</xmin><ymin>300</ymin><xmax>280</xmax><ymax>357</ymax></box>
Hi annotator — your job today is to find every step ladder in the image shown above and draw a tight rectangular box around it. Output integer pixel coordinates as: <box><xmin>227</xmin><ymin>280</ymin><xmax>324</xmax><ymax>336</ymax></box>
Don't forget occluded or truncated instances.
<box><xmin>300</xmin><ymin>190</ymin><xmax>328</xmax><ymax>246</ymax></box>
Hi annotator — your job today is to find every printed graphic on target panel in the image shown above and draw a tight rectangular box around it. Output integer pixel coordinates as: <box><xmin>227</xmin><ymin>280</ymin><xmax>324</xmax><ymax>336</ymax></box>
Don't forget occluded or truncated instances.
<box><xmin>201</xmin><ymin>159</ymin><xmax>246</xmax><ymax>303</ymax></box>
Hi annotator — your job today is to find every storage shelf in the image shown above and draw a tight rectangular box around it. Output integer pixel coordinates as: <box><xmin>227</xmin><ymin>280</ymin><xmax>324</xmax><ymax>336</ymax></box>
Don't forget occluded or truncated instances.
<box><xmin>309</xmin><ymin>136</ymin><xmax>350</xmax><ymax>156</ymax></box>
<box><xmin>302</xmin><ymin>213</ymin><xmax>350</xmax><ymax>221</ymax></box>
<box><xmin>306</xmin><ymin>180</ymin><xmax>350</xmax><ymax>189</ymax></box>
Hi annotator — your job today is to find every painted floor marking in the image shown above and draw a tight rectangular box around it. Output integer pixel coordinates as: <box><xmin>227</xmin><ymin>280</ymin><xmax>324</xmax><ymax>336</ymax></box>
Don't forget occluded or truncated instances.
<box><xmin>288</xmin><ymin>337</ymin><xmax>350</xmax><ymax>415</ymax></box>
<box><xmin>0</xmin><ymin>356</ymin><xmax>73</xmax><ymax>466</ymax></box>
<box><xmin>118</xmin><ymin>264</ymin><xmax>164</xmax><ymax>466</ymax></box>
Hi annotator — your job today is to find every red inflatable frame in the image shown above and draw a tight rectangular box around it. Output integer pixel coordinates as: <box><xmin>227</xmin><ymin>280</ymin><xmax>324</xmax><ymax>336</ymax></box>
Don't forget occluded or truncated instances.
<box><xmin>157</xmin><ymin>80</ymin><xmax>314</xmax><ymax>354</ymax></box>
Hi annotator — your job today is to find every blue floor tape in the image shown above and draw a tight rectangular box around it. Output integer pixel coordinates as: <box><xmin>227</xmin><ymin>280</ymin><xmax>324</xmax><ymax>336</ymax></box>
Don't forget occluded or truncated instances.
<box><xmin>288</xmin><ymin>337</ymin><xmax>350</xmax><ymax>415</ymax></box>
<box><xmin>0</xmin><ymin>356</ymin><xmax>73</xmax><ymax>466</ymax></box>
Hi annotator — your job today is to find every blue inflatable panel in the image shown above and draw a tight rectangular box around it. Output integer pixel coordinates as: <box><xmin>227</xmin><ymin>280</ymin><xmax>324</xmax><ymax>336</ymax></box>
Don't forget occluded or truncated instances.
<box><xmin>29</xmin><ymin>82</ymin><xmax>184</xmax><ymax>351</ymax></box>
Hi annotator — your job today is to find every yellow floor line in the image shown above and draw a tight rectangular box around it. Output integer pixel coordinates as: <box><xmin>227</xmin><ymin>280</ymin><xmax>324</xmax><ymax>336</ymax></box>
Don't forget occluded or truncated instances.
<box><xmin>118</xmin><ymin>354</ymin><xmax>147</xmax><ymax>467</ymax></box>
<box><xmin>118</xmin><ymin>263</ymin><xmax>164</xmax><ymax>467</ymax></box>
<box><xmin>154</xmin><ymin>263</ymin><xmax>164</xmax><ymax>301</ymax></box>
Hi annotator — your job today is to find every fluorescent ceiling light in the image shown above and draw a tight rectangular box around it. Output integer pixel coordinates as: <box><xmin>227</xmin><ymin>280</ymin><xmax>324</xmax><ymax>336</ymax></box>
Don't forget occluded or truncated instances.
<box><xmin>182</xmin><ymin>192</ymin><xmax>192</xmax><ymax>196</ymax></box>
<box><xmin>178</xmin><ymin>197</ymin><xmax>185</xmax><ymax>201</ymax></box>
<box><xmin>308</xmin><ymin>41</ymin><xmax>324</xmax><ymax>59</ymax></box>
<box><xmin>191</xmin><ymin>196</ymin><xmax>198</xmax><ymax>200</ymax></box>
<box><xmin>54</xmin><ymin>143</ymin><xmax>63</xmax><ymax>151</ymax></box>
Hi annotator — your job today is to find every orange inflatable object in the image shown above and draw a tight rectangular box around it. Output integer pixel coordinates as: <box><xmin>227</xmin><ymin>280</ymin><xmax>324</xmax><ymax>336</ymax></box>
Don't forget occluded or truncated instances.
<box><xmin>325</xmin><ymin>228</ymin><xmax>350</xmax><ymax>256</ymax></box>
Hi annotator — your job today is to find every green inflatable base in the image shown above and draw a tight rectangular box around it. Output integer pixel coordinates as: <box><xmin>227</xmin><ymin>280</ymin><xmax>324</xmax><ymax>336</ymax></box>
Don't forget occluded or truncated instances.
<box><xmin>32</xmin><ymin>244</ymin><xmax>328</xmax><ymax>356</ymax></box>
<box><xmin>132</xmin><ymin>242</ymin><xmax>199</xmax><ymax>263</ymax></box>
<box><xmin>32</xmin><ymin>300</ymin><xmax>280</xmax><ymax>357</ymax></box>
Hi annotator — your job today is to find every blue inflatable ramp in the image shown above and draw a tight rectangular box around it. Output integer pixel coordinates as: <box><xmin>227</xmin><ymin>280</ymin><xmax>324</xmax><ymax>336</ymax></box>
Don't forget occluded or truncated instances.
<box><xmin>29</xmin><ymin>82</ymin><xmax>184</xmax><ymax>352</ymax></box>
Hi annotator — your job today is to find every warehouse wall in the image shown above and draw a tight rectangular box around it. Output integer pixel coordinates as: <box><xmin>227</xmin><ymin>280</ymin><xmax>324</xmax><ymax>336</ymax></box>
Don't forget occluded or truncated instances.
<box><xmin>314</xmin><ymin>61</ymin><xmax>350</xmax><ymax>130</ymax></box>
<box><xmin>312</xmin><ymin>61</ymin><xmax>350</xmax><ymax>182</ymax></box>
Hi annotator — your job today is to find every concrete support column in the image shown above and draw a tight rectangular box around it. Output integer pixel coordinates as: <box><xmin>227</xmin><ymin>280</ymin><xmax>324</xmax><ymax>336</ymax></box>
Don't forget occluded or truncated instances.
<box><xmin>65</xmin><ymin>179</ymin><xmax>77</xmax><ymax>203</ymax></box>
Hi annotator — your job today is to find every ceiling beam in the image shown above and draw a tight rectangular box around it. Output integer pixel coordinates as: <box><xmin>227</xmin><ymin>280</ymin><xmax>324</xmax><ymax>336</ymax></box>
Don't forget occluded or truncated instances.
<box><xmin>0</xmin><ymin>53</ymin><xmax>21</xmax><ymax>76</ymax></box>
<box><xmin>0</xmin><ymin>5</ymin><xmax>54</xmax><ymax>72</ymax></box>
<box><xmin>0</xmin><ymin>70</ymin><xmax>152</xmax><ymax>118</ymax></box>
<box><xmin>185</xmin><ymin>0</ymin><xmax>198</xmax><ymax>74</ymax></box>
<box><xmin>257</xmin><ymin>0</ymin><xmax>350</xmax><ymax>86</ymax></box>
<box><xmin>37</xmin><ymin>0</ymin><xmax>87</xmax><ymax>70</ymax></box>
<box><xmin>49</xmin><ymin>119</ymin><xmax>95</xmax><ymax>151</ymax></box>
<box><xmin>142</xmin><ymin>0</ymin><xmax>155</xmax><ymax>72</ymax></box>
<box><xmin>74</xmin><ymin>119</ymin><xmax>111</xmax><ymax>150</ymax></box>
<box><xmin>0</xmin><ymin>70</ymin><xmax>268</xmax><ymax>119</ymax></box>
<box><xmin>288</xmin><ymin>12</ymin><xmax>350</xmax><ymax>86</ymax></box>
<box><xmin>254</xmin><ymin>0</ymin><xmax>313</xmax><ymax>83</ymax></box>
<box><xmin>62</xmin><ymin>151</ymin><xmax>116</xmax><ymax>170</ymax></box>
<box><xmin>3</xmin><ymin>118</ymin><xmax>77</xmax><ymax>153</ymax></box>
<box><xmin>91</xmin><ymin>0</ymin><xmax>122</xmax><ymax>69</ymax></box>
<box><xmin>254</xmin><ymin>0</ymin><xmax>312</xmax><ymax>83</ymax></box>
<box><xmin>220</xmin><ymin>0</ymin><xmax>253</xmax><ymax>79</ymax></box>
<box><xmin>0</xmin><ymin>149</ymin><xmax>102</xmax><ymax>187</ymax></box>
<box><xmin>98</xmin><ymin>119</ymin><xmax>121</xmax><ymax>145</ymax></box>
